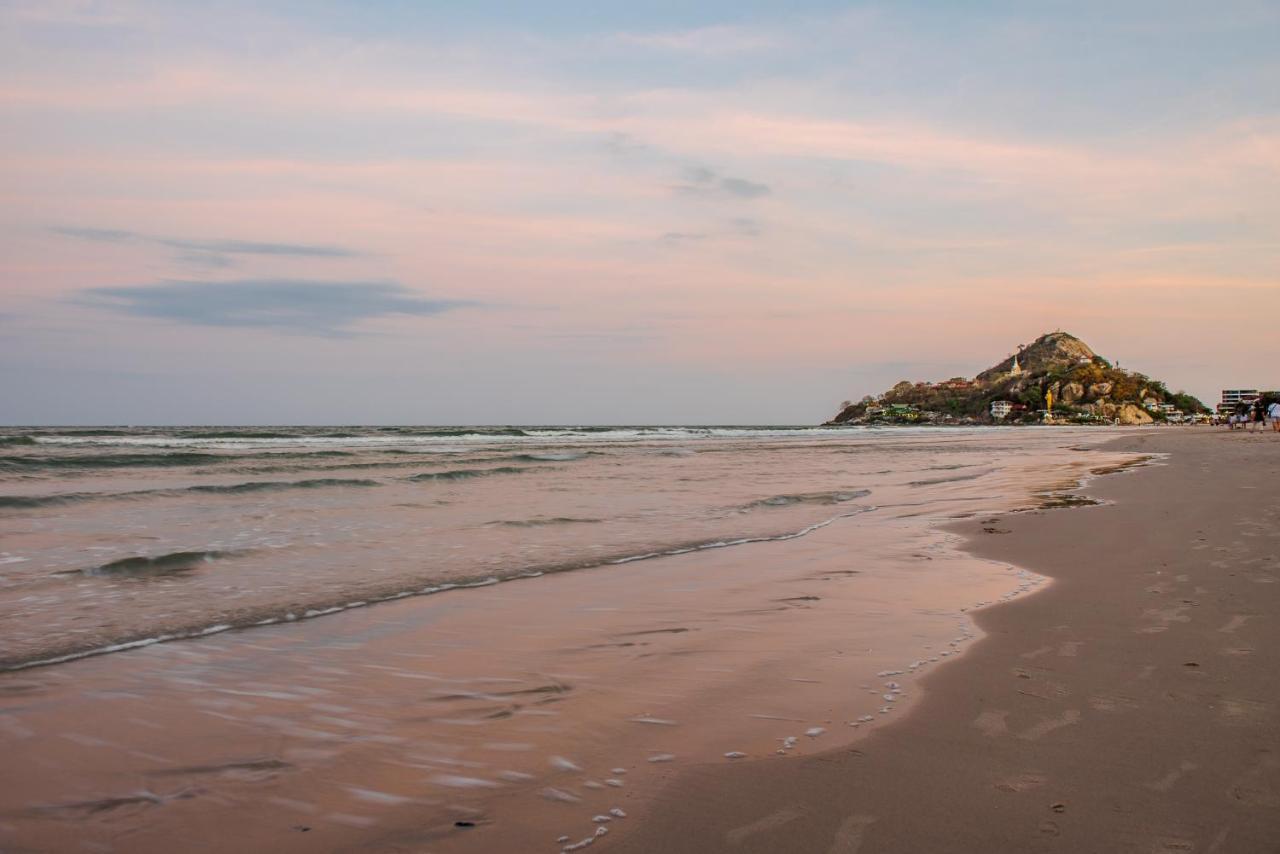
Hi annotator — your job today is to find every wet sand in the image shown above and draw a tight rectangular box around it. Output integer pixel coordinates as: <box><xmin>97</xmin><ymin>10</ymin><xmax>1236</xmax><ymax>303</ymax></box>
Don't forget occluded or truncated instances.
<box><xmin>0</xmin><ymin>434</ymin><xmax>1142</xmax><ymax>852</ymax></box>
<box><xmin>611</xmin><ymin>429</ymin><xmax>1280</xmax><ymax>853</ymax></box>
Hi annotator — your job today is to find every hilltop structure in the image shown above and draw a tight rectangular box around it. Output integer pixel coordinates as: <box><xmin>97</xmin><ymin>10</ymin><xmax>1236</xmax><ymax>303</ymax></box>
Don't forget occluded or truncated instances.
<box><xmin>827</xmin><ymin>332</ymin><xmax>1208</xmax><ymax>426</ymax></box>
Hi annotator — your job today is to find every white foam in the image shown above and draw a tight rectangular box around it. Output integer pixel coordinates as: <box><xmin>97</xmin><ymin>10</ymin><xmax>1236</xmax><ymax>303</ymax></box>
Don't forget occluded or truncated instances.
<box><xmin>540</xmin><ymin>787</ymin><xmax>581</xmax><ymax>803</ymax></box>
<box><xmin>724</xmin><ymin>751</ymin><xmax>747</xmax><ymax>759</ymax></box>
<box><xmin>550</xmin><ymin>756</ymin><xmax>582</xmax><ymax>772</ymax></box>
<box><xmin>429</xmin><ymin>774</ymin><xmax>497</xmax><ymax>789</ymax></box>
<box><xmin>805</xmin><ymin>727</ymin><xmax>826</xmax><ymax>738</ymax></box>
<box><xmin>647</xmin><ymin>753</ymin><xmax>676</xmax><ymax>763</ymax></box>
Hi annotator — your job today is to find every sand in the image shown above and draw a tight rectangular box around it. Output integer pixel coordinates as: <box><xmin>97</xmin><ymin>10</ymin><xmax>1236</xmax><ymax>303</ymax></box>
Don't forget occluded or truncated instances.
<box><xmin>610</xmin><ymin>429</ymin><xmax>1280</xmax><ymax>853</ymax></box>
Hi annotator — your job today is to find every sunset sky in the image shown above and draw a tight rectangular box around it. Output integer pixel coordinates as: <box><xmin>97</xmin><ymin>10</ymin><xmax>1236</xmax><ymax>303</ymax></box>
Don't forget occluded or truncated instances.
<box><xmin>3</xmin><ymin>1</ymin><xmax>1278</xmax><ymax>424</ymax></box>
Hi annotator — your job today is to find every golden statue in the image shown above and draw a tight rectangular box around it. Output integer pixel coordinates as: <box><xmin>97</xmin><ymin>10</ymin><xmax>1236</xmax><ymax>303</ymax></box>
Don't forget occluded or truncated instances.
<box><xmin>1046</xmin><ymin>389</ymin><xmax>1053</xmax><ymax>412</ymax></box>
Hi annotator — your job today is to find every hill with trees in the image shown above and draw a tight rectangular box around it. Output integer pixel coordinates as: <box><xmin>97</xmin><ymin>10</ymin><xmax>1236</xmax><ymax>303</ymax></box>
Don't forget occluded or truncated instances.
<box><xmin>827</xmin><ymin>332</ymin><xmax>1208</xmax><ymax>426</ymax></box>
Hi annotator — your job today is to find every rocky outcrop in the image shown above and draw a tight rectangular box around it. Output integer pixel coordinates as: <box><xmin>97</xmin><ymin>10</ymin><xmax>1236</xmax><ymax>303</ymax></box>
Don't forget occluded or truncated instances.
<box><xmin>975</xmin><ymin>332</ymin><xmax>1098</xmax><ymax>383</ymax></box>
<box><xmin>1115</xmin><ymin>404</ymin><xmax>1154</xmax><ymax>425</ymax></box>
<box><xmin>828</xmin><ymin>331</ymin><xmax>1206</xmax><ymax>426</ymax></box>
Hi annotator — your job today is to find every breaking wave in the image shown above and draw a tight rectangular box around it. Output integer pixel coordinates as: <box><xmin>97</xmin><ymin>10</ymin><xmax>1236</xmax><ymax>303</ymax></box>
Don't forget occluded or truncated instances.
<box><xmin>84</xmin><ymin>550</ymin><xmax>236</xmax><ymax>578</ymax></box>
<box><xmin>744</xmin><ymin>489</ymin><xmax>871</xmax><ymax>510</ymax></box>
<box><xmin>407</xmin><ymin>466</ymin><xmax>536</xmax><ymax>482</ymax></box>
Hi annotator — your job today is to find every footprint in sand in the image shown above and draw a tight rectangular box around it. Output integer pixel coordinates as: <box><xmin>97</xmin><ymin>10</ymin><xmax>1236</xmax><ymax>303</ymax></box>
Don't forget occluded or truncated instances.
<box><xmin>725</xmin><ymin>806</ymin><xmax>807</xmax><ymax>846</ymax></box>
<box><xmin>1017</xmin><ymin>709</ymin><xmax>1081</xmax><ymax>741</ymax></box>
<box><xmin>1088</xmin><ymin>694</ymin><xmax>1138</xmax><ymax>713</ymax></box>
<box><xmin>1228</xmin><ymin>752</ymin><xmax>1280</xmax><ymax>807</ymax></box>
<box><xmin>826</xmin><ymin>814</ymin><xmax>877</xmax><ymax>854</ymax></box>
<box><xmin>1218</xmin><ymin>615</ymin><xmax>1251</xmax><ymax>633</ymax></box>
<box><xmin>994</xmin><ymin>772</ymin><xmax>1047</xmax><ymax>793</ymax></box>
<box><xmin>1146</xmin><ymin>760</ymin><xmax>1197</xmax><ymax>792</ymax></box>
<box><xmin>1217</xmin><ymin>698</ymin><xmax>1269</xmax><ymax>728</ymax></box>
<box><xmin>973</xmin><ymin>710</ymin><xmax>1008</xmax><ymax>737</ymax></box>
<box><xmin>1057</xmin><ymin>641</ymin><xmax>1083</xmax><ymax>658</ymax></box>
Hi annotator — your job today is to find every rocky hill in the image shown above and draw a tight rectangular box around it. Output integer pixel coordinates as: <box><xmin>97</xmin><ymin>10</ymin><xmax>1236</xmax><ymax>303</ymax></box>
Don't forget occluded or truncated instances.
<box><xmin>827</xmin><ymin>332</ymin><xmax>1208</xmax><ymax>426</ymax></box>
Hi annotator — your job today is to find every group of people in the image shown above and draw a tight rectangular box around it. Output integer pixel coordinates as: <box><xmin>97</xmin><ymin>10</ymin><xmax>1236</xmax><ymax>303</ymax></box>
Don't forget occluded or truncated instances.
<box><xmin>1226</xmin><ymin>397</ymin><xmax>1280</xmax><ymax>432</ymax></box>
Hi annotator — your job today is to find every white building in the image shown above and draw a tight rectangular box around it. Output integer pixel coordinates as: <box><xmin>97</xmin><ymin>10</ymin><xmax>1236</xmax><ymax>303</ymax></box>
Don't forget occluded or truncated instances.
<box><xmin>990</xmin><ymin>400</ymin><xmax>1014</xmax><ymax>419</ymax></box>
<box><xmin>1218</xmin><ymin>389</ymin><xmax>1259</xmax><ymax>414</ymax></box>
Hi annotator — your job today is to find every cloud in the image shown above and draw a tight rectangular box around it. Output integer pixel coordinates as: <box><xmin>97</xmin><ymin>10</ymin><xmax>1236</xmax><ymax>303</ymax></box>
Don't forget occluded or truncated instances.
<box><xmin>658</xmin><ymin>231</ymin><xmax>708</xmax><ymax>246</ymax></box>
<box><xmin>610</xmin><ymin>25</ymin><xmax>778</xmax><ymax>55</ymax></box>
<box><xmin>80</xmin><ymin>279</ymin><xmax>472</xmax><ymax>334</ymax></box>
<box><xmin>673</xmin><ymin>166</ymin><xmax>771</xmax><ymax>200</ymax></box>
<box><xmin>51</xmin><ymin>226</ymin><xmax>361</xmax><ymax>268</ymax></box>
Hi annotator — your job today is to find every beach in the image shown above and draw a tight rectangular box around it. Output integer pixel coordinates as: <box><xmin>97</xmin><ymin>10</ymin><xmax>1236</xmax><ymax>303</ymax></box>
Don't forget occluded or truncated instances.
<box><xmin>613</xmin><ymin>429</ymin><xmax>1280</xmax><ymax>853</ymax></box>
<box><xmin>1</xmin><ymin>427</ymin><xmax>1276</xmax><ymax>851</ymax></box>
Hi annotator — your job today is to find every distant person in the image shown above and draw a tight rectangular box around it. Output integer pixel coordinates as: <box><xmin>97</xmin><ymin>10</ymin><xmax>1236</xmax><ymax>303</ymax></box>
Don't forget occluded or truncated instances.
<box><xmin>1234</xmin><ymin>401</ymin><xmax>1249</xmax><ymax>431</ymax></box>
<box><xmin>1269</xmin><ymin>399</ymin><xmax>1280</xmax><ymax>433</ymax></box>
<box><xmin>1250</xmin><ymin>398</ymin><xmax>1266</xmax><ymax>433</ymax></box>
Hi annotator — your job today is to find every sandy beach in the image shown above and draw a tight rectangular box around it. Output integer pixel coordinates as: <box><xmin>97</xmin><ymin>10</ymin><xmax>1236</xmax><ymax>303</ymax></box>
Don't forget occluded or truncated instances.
<box><xmin>612</xmin><ymin>430</ymin><xmax>1280</xmax><ymax>853</ymax></box>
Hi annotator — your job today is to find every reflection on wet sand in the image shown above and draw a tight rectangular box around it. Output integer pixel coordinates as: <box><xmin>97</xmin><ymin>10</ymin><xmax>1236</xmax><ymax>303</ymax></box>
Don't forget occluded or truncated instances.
<box><xmin>0</xmin><ymin>429</ymin><xmax>1140</xmax><ymax>852</ymax></box>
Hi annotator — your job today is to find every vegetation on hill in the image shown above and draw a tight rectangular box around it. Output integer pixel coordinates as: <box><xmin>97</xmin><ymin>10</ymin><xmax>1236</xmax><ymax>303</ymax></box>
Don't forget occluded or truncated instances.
<box><xmin>828</xmin><ymin>332</ymin><xmax>1209</xmax><ymax>426</ymax></box>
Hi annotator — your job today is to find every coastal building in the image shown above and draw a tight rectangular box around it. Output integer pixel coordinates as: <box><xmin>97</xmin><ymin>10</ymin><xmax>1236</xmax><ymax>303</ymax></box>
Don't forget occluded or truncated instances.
<box><xmin>990</xmin><ymin>400</ymin><xmax>1014</xmax><ymax>419</ymax></box>
<box><xmin>1218</xmin><ymin>389</ymin><xmax>1259</xmax><ymax>414</ymax></box>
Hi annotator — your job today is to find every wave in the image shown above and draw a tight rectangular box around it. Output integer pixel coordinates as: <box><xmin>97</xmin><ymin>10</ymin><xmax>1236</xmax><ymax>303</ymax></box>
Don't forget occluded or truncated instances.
<box><xmin>183</xmin><ymin>431</ymin><xmax>300</xmax><ymax>440</ymax></box>
<box><xmin>407</xmin><ymin>466</ymin><xmax>535</xmax><ymax>482</ymax></box>
<box><xmin>0</xmin><ymin>494</ymin><xmax>91</xmax><ymax>509</ymax></box>
<box><xmin>1</xmin><ymin>477</ymin><xmax>382</xmax><ymax>509</ymax></box>
<box><xmin>185</xmin><ymin>478</ymin><xmax>380</xmax><ymax>494</ymax></box>
<box><xmin>0</xmin><ymin>436</ymin><xmax>36</xmax><ymax>446</ymax></box>
<box><xmin>84</xmin><ymin>550</ymin><xmax>235</xmax><ymax>578</ymax></box>
<box><xmin>744</xmin><ymin>489</ymin><xmax>871</xmax><ymax>510</ymax></box>
<box><xmin>485</xmin><ymin>517</ymin><xmax>603</xmax><ymax>527</ymax></box>
<box><xmin>512</xmin><ymin>452</ymin><xmax>590</xmax><ymax>462</ymax></box>
<box><xmin>5</xmin><ymin>505</ymin><xmax>877</xmax><ymax>672</ymax></box>
<box><xmin>908</xmin><ymin>470</ymin><xmax>992</xmax><ymax>487</ymax></box>
<box><xmin>0</xmin><ymin>452</ymin><xmax>228</xmax><ymax>470</ymax></box>
<box><xmin>376</xmin><ymin>427</ymin><xmax>531</xmax><ymax>438</ymax></box>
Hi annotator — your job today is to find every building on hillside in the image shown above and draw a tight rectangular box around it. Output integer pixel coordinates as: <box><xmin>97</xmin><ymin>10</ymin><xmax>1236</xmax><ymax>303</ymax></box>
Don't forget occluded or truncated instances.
<box><xmin>990</xmin><ymin>400</ymin><xmax>1015</xmax><ymax>419</ymax></box>
<box><xmin>1218</xmin><ymin>389</ymin><xmax>1259</xmax><ymax>414</ymax></box>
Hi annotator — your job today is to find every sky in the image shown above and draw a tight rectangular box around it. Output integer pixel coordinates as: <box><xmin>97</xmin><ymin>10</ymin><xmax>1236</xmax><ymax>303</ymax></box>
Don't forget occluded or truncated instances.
<box><xmin>2</xmin><ymin>0</ymin><xmax>1278</xmax><ymax>425</ymax></box>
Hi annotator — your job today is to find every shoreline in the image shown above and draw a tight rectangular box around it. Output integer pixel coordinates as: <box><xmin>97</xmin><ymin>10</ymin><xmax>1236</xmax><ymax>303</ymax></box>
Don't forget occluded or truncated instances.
<box><xmin>0</xmin><ymin>433</ymin><xmax>1145</xmax><ymax>853</ymax></box>
<box><xmin>0</xmin><ymin>506</ymin><xmax>880</xmax><ymax>673</ymax></box>
<box><xmin>610</xmin><ymin>429</ymin><xmax>1280</xmax><ymax>853</ymax></box>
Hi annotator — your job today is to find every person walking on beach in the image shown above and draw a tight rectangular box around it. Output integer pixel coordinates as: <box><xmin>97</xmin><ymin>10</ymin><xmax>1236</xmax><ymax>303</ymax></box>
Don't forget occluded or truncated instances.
<box><xmin>1232</xmin><ymin>401</ymin><xmax>1248</xmax><ymax>430</ymax></box>
<box><xmin>1249</xmin><ymin>398</ymin><xmax>1265</xmax><ymax>433</ymax></box>
<box><xmin>1269</xmin><ymin>399</ymin><xmax>1280</xmax><ymax>433</ymax></box>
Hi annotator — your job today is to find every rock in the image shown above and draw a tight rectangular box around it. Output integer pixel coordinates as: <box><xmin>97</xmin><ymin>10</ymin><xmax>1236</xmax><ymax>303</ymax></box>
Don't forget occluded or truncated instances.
<box><xmin>976</xmin><ymin>332</ymin><xmax>1098</xmax><ymax>382</ymax></box>
<box><xmin>1059</xmin><ymin>382</ymin><xmax>1085</xmax><ymax>405</ymax></box>
<box><xmin>1116</xmin><ymin>404</ymin><xmax>1153</xmax><ymax>425</ymax></box>
<box><xmin>1086</xmin><ymin>382</ymin><xmax>1112</xmax><ymax>400</ymax></box>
